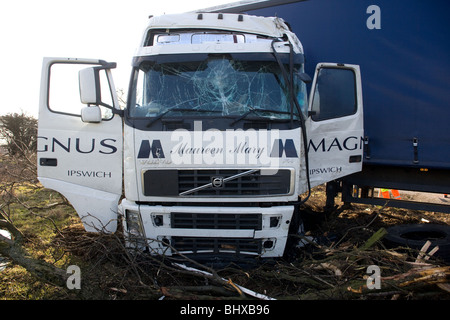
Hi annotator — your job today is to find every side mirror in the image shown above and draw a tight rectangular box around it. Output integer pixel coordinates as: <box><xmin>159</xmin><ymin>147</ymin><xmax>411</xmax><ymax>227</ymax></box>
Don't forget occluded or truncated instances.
<box><xmin>79</xmin><ymin>67</ymin><xmax>100</xmax><ymax>105</ymax></box>
<box><xmin>81</xmin><ymin>106</ymin><xmax>102</xmax><ymax>123</ymax></box>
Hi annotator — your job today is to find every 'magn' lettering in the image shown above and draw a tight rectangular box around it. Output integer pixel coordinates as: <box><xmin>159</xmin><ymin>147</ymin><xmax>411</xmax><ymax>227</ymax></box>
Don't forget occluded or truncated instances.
<box><xmin>308</xmin><ymin>136</ymin><xmax>364</xmax><ymax>152</ymax></box>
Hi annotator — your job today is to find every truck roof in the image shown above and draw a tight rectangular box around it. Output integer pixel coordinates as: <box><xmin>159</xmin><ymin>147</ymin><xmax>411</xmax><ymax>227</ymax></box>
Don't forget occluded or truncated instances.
<box><xmin>197</xmin><ymin>0</ymin><xmax>305</xmax><ymax>14</ymax></box>
<box><xmin>145</xmin><ymin>12</ymin><xmax>289</xmax><ymax>39</ymax></box>
<box><xmin>137</xmin><ymin>12</ymin><xmax>303</xmax><ymax>56</ymax></box>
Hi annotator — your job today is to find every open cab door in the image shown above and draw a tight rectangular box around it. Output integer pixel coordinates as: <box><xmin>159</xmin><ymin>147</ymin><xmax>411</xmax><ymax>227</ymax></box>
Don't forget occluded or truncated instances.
<box><xmin>306</xmin><ymin>63</ymin><xmax>364</xmax><ymax>187</ymax></box>
<box><xmin>37</xmin><ymin>58</ymin><xmax>123</xmax><ymax>232</ymax></box>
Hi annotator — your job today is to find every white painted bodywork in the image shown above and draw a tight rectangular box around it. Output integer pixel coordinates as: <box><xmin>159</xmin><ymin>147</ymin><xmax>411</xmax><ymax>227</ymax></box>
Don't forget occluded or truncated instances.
<box><xmin>37</xmin><ymin>58</ymin><xmax>123</xmax><ymax>233</ymax></box>
<box><xmin>307</xmin><ymin>63</ymin><xmax>364</xmax><ymax>187</ymax></box>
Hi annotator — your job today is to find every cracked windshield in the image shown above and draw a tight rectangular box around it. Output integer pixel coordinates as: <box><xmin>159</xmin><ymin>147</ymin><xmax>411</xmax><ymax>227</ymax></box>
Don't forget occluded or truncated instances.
<box><xmin>129</xmin><ymin>54</ymin><xmax>306</xmax><ymax>120</ymax></box>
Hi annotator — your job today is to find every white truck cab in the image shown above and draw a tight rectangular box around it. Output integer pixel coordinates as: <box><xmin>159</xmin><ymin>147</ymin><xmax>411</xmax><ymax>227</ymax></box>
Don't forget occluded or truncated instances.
<box><xmin>37</xmin><ymin>13</ymin><xmax>363</xmax><ymax>259</ymax></box>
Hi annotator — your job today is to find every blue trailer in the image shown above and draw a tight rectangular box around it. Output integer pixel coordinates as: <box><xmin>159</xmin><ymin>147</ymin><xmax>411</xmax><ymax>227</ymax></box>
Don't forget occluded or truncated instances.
<box><xmin>207</xmin><ymin>0</ymin><xmax>450</xmax><ymax>213</ymax></box>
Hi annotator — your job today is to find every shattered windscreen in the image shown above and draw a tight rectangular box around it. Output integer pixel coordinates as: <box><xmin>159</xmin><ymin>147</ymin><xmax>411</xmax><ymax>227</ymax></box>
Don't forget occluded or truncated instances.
<box><xmin>129</xmin><ymin>53</ymin><xmax>307</xmax><ymax>120</ymax></box>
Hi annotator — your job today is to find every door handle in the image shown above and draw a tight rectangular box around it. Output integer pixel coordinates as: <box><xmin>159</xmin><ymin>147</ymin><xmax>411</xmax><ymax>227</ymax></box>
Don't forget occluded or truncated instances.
<box><xmin>40</xmin><ymin>158</ymin><xmax>57</xmax><ymax>167</ymax></box>
<box><xmin>349</xmin><ymin>155</ymin><xmax>362</xmax><ymax>163</ymax></box>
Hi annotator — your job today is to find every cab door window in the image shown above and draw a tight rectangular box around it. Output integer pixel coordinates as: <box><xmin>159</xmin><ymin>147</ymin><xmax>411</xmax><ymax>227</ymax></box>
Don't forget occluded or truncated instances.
<box><xmin>48</xmin><ymin>63</ymin><xmax>113</xmax><ymax>119</ymax></box>
<box><xmin>311</xmin><ymin>67</ymin><xmax>357</xmax><ymax>121</ymax></box>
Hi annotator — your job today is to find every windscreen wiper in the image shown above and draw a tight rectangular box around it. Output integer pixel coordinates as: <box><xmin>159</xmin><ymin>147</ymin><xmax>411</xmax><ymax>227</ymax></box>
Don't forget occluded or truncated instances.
<box><xmin>146</xmin><ymin>107</ymin><xmax>220</xmax><ymax>127</ymax></box>
<box><xmin>230</xmin><ymin>107</ymin><xmax>298</xmax><ymax>126</ymax></box>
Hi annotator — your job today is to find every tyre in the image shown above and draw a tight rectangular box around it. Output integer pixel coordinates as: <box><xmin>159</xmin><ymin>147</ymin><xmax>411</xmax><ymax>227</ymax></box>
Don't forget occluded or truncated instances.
<box><xmin>383</xmin><ymin>224</ymin><xmax>450</xmax><ymax>263</ymax></box>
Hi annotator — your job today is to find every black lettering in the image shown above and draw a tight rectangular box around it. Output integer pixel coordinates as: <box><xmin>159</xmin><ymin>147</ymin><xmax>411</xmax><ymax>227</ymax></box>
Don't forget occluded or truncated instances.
<box><xmin>37</xmin><ymin>136</ymin><xmax>48</xmax><ymax>152</ymax></box>
<box><xmin>327</xmin><ymin>138</ymin><xmax>342</xmax><ymax>152</ymax></box>
<box><xmin>270</xmin><ymin>139</ymin><xmax>298</xmax><ymax>158</ymax></box>
<box><xmin>137</xmin><ymin>140</ymin><xmax>165</xmax><ymax>158</ymax></box>
<box><xmin>343</xmin><ymin>136</ymin><xmax>358</xmax><ymax>150</ymax></box>
<box><xmin>68</xmin><ymin>170</ymin><xmax>112</xmax><ymax>178</ymax></box>
<box><xmin>310</xmin><ymin>167</ymin><xmax>343</xmax><ymax>175</ymax></box>
<box><xmin>42</xmin><ymin>136</ymin><xmax>118</xmax><ymax>154</ymax></box>
<box><xmin>82</xmin><ymin>171</ymin><xmax>93</xmax><ymax>177</ymax></box>
<box><xmin>138</xmin><ymin>140</ymin><xmax>151</xmax><ymax>158</ymax></box>
<box><xmin>52</xmin><ymin>138</ymin><xmax>70</xmax><ymax>152</ymax></box>
<box><xmin>308</xmin><ymin>138</ymin><xmax>326</xmax><ymax>152</ymax></box>
<box><xmin>99</xmin><ymin>138</ymin><xmax>118</xmax><ymax>154</ymax></box>
<box><xmin>309</xmin><ymin>136</ymin><xmax>365</xmax><ymax>153</ymax></box>
<box><xmin>75</xmin><ymin>138</ymin><xmax>95</xmax><ymax>154</ymax></box>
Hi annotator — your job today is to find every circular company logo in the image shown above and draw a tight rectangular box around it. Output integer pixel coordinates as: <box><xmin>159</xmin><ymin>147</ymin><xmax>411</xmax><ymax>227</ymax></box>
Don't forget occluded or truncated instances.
<box><xmin>211</xmin><ymin>176</ymin><xmax>224</xmax><ymax>188</ymax></box>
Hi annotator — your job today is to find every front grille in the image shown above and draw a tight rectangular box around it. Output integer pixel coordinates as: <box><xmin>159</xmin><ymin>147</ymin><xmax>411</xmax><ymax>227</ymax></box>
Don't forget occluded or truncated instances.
<box><xmin>143</xmin><ymin>168</ymin><xmax>292</xmax><ymax>197</ymax></box>
<box><xmin>171</xmin><ymin>237</ymin><xmax>262</xmax><ymax>255</ymax></box>
<box><xmin>171</xmin><ymin>212</ymin><xmax>262</xmax><ymax>230</ymax></box>
<box><xmin>178</xmin><ymin>169</ymin><xmax>291</xmax><ymax>196</ymax></box>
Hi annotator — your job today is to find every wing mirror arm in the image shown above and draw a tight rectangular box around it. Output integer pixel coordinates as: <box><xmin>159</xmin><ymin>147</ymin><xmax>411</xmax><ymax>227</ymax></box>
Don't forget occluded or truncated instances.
<box><xmin>298</xmin><ymin>72</ymin><xmax>312</xmax><ymax>83</ymax></box>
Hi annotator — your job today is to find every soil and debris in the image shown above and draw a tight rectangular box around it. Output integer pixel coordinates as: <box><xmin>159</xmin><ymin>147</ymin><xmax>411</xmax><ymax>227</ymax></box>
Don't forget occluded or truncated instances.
<box><xmin>48</xmin><ymin>185</ymin><xmax>449</xmax><ymax>300</ymax></box>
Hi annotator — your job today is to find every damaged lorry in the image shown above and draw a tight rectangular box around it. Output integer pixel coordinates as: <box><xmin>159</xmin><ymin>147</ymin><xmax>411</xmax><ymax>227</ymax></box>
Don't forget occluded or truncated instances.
<box><xmin>37</xmin><ymin>8</ymin><xmax>364</xmax><ymax>259</ymax></box>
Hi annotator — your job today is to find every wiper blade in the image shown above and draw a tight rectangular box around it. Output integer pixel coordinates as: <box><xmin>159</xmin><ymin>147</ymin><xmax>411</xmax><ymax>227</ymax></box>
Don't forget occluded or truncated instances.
<box><xmin>230</xmin><ymin>107</ymin><xmax>297</xmax><ymax>126</ymax></box>
<box><xmin>146</xmin><ymin>107</ymin><xmax>218</xmax><ymax>127</ymax></box>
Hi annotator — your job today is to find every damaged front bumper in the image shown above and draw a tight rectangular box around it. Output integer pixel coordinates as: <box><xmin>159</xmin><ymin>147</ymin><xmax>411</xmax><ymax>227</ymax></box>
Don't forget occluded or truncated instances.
<box><xmin>120</xmin><ymin>199</ymin><xmax>294</xmax><ymax>258</ymax></box>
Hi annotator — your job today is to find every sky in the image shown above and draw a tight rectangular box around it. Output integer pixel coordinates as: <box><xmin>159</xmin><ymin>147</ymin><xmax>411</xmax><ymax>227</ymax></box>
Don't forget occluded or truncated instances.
<box><xmin>0</xmin><ymin>0</ymin><xmax>233</xmax><ymax>117</ymax></box>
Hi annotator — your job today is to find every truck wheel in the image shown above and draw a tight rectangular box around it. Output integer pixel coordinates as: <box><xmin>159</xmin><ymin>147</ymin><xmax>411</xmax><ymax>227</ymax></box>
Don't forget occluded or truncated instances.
<box><xmin>383</xmin><ymin>224</ymin><xmax>450</xmax><ymax>263</ymax></box>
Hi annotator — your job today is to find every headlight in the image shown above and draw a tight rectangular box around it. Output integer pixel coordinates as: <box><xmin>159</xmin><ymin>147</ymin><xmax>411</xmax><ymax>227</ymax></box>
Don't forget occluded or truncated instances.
<box><xmin>125</xmin><ymin>210</ymin><xmax>147</xmax><ymax>250</ymax></box>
